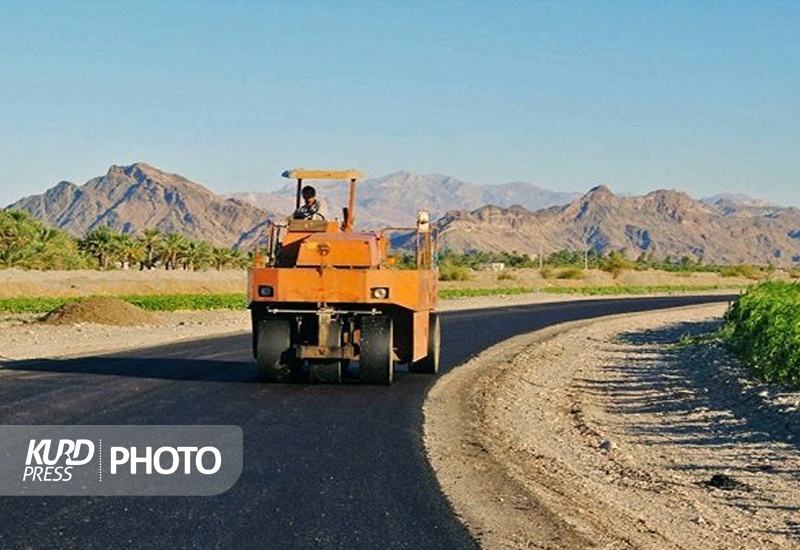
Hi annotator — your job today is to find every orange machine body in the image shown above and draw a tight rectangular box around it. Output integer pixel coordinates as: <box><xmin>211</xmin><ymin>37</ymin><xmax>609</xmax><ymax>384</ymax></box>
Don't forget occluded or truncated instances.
<box><xmin>248</xmin><ymin>170</ymin><xmax>438</xmax><ymax>384</ymax></box>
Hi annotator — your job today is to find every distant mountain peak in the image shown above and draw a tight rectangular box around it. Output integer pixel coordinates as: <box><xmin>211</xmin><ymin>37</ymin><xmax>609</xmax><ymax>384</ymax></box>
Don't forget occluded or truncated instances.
<box><xmin>586</xmin><ymin>184</ymin><xmax>614</xmax><ymax>197</ymax></box>
<box><xmin>383</xmin><ymin>170</ymin><xmax>416</xmax><ymax>178</ymax></box>
<box><xmin>702</xmin><ymin>192</ymin><xmax>774</xmax><ymax>208</ymax></box>
<box><xmin>107</xmin><ymin>162</ymin><xmax>168</xmax><ymax>182</ymax></box>
<box><xmin>643</xmin><ymin>188</ymin><xmax>697</xmax><ymax>204</ymax></box>
<box><xmin>53</xmin><ymin>180</ymin><xmax>77</xmax><ymax>190</ymax></box>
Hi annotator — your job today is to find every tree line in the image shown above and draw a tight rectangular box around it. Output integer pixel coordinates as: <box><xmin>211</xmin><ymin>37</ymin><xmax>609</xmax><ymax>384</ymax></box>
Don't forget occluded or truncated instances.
<box><xmin>396</xmin><ymin>247</ymin><xmax>777</xmax><ymax>279</ymax></box>
<box><xmin>0</xmin><ymin>210</ymin><xmax>250</xmax><ymax>271</ymax></box>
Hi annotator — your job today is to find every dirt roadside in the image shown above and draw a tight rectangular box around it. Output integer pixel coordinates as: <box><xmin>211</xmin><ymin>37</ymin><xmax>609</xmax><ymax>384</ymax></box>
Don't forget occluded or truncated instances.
<box><xmin>425</xmin><ymin>304</ymin><xmax>800</xmax><ymax>549</ymax></box>
<box><xmin>0</xmin><ymin>291</ymin><xmax>731</xmax><ymax>362</ymax></box>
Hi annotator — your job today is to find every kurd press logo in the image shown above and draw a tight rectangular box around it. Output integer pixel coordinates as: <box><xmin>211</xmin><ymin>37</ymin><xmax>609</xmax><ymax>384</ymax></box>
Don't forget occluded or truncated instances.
<box><xmin>24</xmin><ymin>438</ymin><xmax>95</xmax><ymax>482</ymax></box>
<box><xmin>1</xmin><ymin>425</ymin><xmax>242</xmax><ymax>496</ymax></box>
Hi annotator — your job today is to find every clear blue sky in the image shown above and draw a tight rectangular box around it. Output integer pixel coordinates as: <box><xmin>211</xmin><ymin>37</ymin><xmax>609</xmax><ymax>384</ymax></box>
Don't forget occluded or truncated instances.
<box><xmin>1</xmin><ymin>0</ymin><xmax>798</xmax><ymax>207</ymax></box>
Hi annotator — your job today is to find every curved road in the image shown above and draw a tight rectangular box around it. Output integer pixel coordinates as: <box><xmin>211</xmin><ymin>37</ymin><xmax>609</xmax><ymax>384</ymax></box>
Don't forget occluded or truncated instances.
<box><xmin>0</xmin><ymin>295</ymin><xmax>733</xmax><ymax>549</ymax></box>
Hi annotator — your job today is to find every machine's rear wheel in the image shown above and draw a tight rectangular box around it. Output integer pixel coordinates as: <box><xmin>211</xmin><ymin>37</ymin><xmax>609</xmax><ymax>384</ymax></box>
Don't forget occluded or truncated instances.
<box><xmin>255</xmin><ymin>318</ymin><xmax>292</xmax><ymax>383</ymax></box>
<box><xmin>360</xmin><ymin>315</ymin><xmax>393</xmax><ymax>385</ymax></box>
<box><xmin>410</xmin><ymin>312</ymin><xmax>440</xmax><ymax>374</ymax></box>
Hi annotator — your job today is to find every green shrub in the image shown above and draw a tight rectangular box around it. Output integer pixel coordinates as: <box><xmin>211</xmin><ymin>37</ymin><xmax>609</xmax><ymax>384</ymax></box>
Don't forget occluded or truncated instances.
<box><xmin>556</xmin><ymin>267</ymin><xmax>585</xmax><ymax>280</ymax></box>
<box><xmin>439</xmin><ymin>262</ymin><xmax>472</xmax><ymax>282</ymax></box>
<box><xmin>601</xmin><ymin>251</ymin><xmax>636</xmax><ymax>279</ymax></box>
<box><xmin>723</xmin><ymin>281</ymin><xmax>800</xmax><ymax>385</ymax></box>
<box><xmin>720</xmin><ymin>264</ymin><xmax>762</xmax><ymax>280</ymax></box>
<box><xmin>496</xmin><ymin>270</ymin><xmax>515</xmax><ymax>281</ymax></box>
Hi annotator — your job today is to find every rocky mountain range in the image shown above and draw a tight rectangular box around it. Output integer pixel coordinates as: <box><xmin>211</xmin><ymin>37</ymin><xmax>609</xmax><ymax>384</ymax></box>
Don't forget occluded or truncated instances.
<box><xmin>229</xmin><ymin>171</ymin><xmax>579</xmax><ymax>229</ymax></box>
<box><xmin>5</xmin><ymin>162</ymin><xmax>800</xmax><ymax>265</ymax></box>
<box><xmin>438</xmin><ymin>185</ymin><xmax>800</xmax><ymax>265</ymax></box>
<box><xmin>7</xmin><ymin>163</ymin><xmax>274</xmax><ymax>247</ymax></box>
<box><xmin>7</xmin><ymin>164</ymin><xmax>579</xmax><ymax>248</ymax></box>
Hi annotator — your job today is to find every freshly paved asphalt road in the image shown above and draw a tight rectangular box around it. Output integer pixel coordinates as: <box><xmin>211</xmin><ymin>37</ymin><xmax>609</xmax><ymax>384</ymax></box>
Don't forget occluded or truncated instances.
<box><xmin>0</xmin><ymin>295</ymin><xmax>734</xmax><ymax>549</ymax></box>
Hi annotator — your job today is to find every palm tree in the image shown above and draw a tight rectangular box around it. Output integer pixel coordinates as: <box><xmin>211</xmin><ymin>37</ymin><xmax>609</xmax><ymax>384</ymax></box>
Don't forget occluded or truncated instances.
<box><xmin>212</xmin><ymin>247</ymin><xmax>234</xmax><ymax>270</ymax></box>
<box><xmin>30</xmin><ymin>226</ymin><xmax>61</xmax><ymax>269</ymax></box>
<box><xmin>231</xmin><ymin>248</ymin><xmax>250</xmax><ymax>269</ymax></box>
<box><xmin>1</xmin><ymin>210</ymin><xmax>88</xmax><ymax>269</ymax></box>
<box><xmin>195</xmin><ymin>241</ymin><xmax>214</xmax><ymax>270</ymax></box>
<box><xmin>0</xmin><ymin>210</ymin><xmax>36</xmax><ymax>267</ymax></box>
<box><xmin>79</xmin><ymin>226</ymin><xmax>122</xmax><ymax>269</ymax></box>
<box><xmin>161</xmin><ymin>233</ymin><xmax>188</xmax><ymax>270</ymax></box>
<box><xmin>181</xmin><ymin>239</ymin><xmax>213</xmax><ymax>271</ymax></box>
<box><xmin>137</xmin><ymin>228</ymin><xmax>164</xmax><ymax>269</ymax></box>
<box><xmin>117</xmin><ymin>235</ymin><xmax>146</xmax><ymax>269</ymax></box>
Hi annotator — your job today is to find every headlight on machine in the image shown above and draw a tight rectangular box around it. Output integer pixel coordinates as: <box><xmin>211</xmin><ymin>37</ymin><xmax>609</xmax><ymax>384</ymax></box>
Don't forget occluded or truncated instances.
<box><xmin>258</xmin><ymin>285</ymin><xmax>274</xmax><ymax>298</ymax></box>
<box><xmin>370</xmin><ymin>287</ymin><xmax>389</xmax><ymax>299</ymax></box>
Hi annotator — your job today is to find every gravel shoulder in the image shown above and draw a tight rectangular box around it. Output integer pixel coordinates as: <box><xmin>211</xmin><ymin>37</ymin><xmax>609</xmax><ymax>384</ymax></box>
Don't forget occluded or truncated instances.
<box><xmin>425</xmin><ymin>304</ymin><xmax>800</xmax><ymax>549</ymax></box>
<box><xmin>0</xmin><ymin>309</ymin><xmax>251</xmax><ymax>362</ymax></box>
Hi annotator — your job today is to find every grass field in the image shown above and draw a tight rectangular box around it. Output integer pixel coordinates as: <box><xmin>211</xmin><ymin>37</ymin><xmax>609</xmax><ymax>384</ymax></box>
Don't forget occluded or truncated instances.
<box><xmin>0</xmin><ymin>266</ymin><xmax>759</xmax><ymax>314</ymax></box>
<box><xmin>0</xmin><ymin>294</ymin><xmax>247</xmax><ymax>314</ymax></box>
<box><xmin>0</xmin><ymin>285</ymin><xmax>743</xmax><ymax>314</ymax></box>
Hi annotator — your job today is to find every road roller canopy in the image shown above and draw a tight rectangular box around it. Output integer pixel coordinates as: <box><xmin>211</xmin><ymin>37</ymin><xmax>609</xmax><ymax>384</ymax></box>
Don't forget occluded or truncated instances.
<box><xmin>282</xmin><ymin>168</ymin><xmax>365</xmax><ymax>231</ymax></box>
<box><xmin>281</xmin><ymin>169</ymin><xmax>364</xmax><ymax>181</ymax></box>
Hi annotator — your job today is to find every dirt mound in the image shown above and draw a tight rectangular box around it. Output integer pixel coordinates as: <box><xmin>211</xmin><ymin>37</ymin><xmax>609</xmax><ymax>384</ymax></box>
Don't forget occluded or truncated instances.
<box><xmin>40</xmin><ymin>297</ymin><xmax>159</xmax><ymax>326</ymax></box>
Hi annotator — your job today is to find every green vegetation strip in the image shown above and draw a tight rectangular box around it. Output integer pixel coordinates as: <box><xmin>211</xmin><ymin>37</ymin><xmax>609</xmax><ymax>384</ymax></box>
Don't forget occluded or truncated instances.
<box><xmin>722</xmin><ymin>281</ymin><xmax>800</xmax><ymax>385</ymax></box>
<box><xmin>121</xmin><ymin>293</ymin><xmax>247</xmax><ymax>311</ymax></box>
<box><xmin>0</xmin><ymin>297</ymin><xmax>72</xmax><ymax>313</ymax></box>
<box><xmin>439</xmin><ymin>284</ymin><xmax>742</xmax><ymax>299</ymax></box>
<box><xmin>0</xmin><ymin>285</ymin><xmax>747</xmax><ymax>314</ymax></box>
<box><xmin>540</xmin><ymin>284</ymin><xmax>742</xmax><ymax>295</ymax></box>
<box><xmin>0</xmin><ymin>294</ymin><xmax>248</xmax><ymax>314</ymax></box>
<box><xmin>438</xmin><ymin>287</ymin><xmax>536</xmax><ymax>299</ymax></box>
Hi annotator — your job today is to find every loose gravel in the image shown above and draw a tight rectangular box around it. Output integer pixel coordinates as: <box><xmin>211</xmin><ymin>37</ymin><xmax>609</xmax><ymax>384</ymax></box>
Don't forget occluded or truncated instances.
<box><xmin>425</xmin><ymin>304</ymin><xmax>800</xmax><ymax>549</ymax></box>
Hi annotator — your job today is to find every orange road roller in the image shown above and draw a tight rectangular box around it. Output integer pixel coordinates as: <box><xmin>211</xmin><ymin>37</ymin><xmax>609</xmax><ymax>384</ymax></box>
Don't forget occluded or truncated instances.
<box><xmin>248</xmin><ymin>169</ymin><xmax>439</xmax><ymax>384</ymax></box>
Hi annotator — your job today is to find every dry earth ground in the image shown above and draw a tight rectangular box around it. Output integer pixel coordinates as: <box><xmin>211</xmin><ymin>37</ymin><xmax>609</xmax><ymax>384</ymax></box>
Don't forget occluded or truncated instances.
<box><xmin>0</xmin><ymin>267</ymin><xmax>758</xmax><ymax>299</ymax></box>
<box><xmin>425</xmin><ymin>305</ymin><xmax>800</xmax><ymax>549</ymax></box>
<box><xmin>0</xmin><ymin>268</ymin><xmax>247</xmax><ymax>298</ymax></box>
<box><xmin>439</xmin><ymin>267</ymin><xmax>759</xmax><ymax>292</ymax></box>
